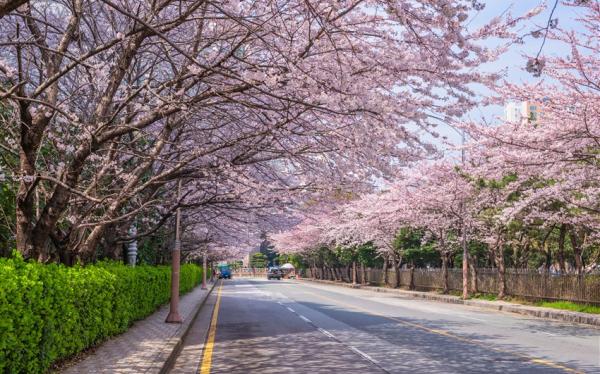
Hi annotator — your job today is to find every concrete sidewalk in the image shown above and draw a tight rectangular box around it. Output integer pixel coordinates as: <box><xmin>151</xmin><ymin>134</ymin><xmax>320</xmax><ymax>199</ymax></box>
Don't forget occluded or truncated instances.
<box><xmin>298</xmin><ymin>278</ymin><xmax>600</xmax><ymax>328</ymax></box>
<box><xmin>58</xmin><ymin>281</ymin><xmax>216</xmax><ymax>374</ymax></box>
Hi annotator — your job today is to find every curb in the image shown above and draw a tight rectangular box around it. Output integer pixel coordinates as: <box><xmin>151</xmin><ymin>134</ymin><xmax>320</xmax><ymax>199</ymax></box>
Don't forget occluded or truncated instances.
<box><xmin>298</xmin><ymin>279</ymin><xmax>600</xmax><ymax>328</ymax></box>
<box><xmin>158</xmin><ymin>280</ymin><xmax>218</xmax><ymax>374</ymax></box>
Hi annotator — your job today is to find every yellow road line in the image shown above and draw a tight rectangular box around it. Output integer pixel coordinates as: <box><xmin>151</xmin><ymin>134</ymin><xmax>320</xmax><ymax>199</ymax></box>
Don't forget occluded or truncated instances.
<box><xmin>302</xmin><ymin>288</ymin><xmax>581</xmax><ymax>373</ymax></box>
<box><xmin>199</xmin><ymin>281</ymin><xmax>223</xmax><ymax>374</ymax></box>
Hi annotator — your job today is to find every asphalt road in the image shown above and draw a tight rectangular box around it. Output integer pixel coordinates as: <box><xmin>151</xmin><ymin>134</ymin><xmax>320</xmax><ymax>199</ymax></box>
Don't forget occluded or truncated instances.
<box><xmin>170</xmin><ymin>278</ymin><xmax>600</xmax><ymax>373</ymax></box>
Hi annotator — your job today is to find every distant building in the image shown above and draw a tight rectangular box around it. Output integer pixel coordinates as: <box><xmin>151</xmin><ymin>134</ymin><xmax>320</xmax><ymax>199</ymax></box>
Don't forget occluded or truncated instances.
<box><xmin>505</xmin><ymin>101</ymin><xmax>543</xmax><ymax>124</ymax></box>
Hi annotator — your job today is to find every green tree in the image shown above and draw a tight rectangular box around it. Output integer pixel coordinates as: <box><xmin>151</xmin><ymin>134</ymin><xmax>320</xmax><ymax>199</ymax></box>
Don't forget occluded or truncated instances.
<box><xmin>250</xmin><ymin>252</ymin><xmax>268</xmax><ymax>268</ymax></box>
<box><xmin>259</xmin><ymin>231</ymin><xmax>277</xmax><ymax>266</ymax></box>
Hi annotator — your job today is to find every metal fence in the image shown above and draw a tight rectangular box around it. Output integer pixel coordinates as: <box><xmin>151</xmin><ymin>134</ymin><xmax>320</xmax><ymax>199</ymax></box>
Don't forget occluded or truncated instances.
<box><xmin>303</xmin><ymin>267</ymin><xmax>600</xmax><ymax>304</ymax></box>
<box><xmin>232</xmin><ymin>267</ymin><xmax>268</xmax><ymax>277</ymax></box>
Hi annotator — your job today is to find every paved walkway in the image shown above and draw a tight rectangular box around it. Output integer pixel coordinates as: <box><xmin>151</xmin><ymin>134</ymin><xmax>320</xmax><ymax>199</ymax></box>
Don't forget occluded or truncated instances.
<box><xmin>60</xmin><ymin>282</ymin><xmax>215</xmax><ymax>374</ymax></box>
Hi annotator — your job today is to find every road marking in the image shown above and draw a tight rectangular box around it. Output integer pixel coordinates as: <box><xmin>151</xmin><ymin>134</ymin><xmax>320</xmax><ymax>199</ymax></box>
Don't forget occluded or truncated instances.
<box><xmin>317</xmin><ymin>327</ymin><xmax>335</xmax><ymax>339</ymax></box>
<box><xmin>303</xmin><ymin>289</ymin><xmax>581</xmax><ymax>373</ymax></box>
<box><xmin>350</xmin><ymin>346</ymin><xmax>379</xmax><ymax>364</ymax></box>
<box><xmin>456</xmin><ymin>314</ymin><xmax>487</xmax><ymax>322</ymax></box>
<box><xmin>273</xmin><ymin>288</ymin><xmax>390</xmax><ymax>373</ymax></box>
<box><xmin>199</xmin><ymin>281</ymin><xmax>223</xmax><ymax>374</ymax></box>
<box><xmin>542</xmin><ymin>331</ymin><xmax>558</xmax><ymax>337</ymax></box>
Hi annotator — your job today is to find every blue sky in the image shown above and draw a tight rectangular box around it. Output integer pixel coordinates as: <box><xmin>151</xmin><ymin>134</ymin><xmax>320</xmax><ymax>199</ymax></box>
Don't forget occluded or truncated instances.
<box><xmin>435</xmin><ymin>0</ymin><xmax>587</xmax><ymax>151</ymax></box>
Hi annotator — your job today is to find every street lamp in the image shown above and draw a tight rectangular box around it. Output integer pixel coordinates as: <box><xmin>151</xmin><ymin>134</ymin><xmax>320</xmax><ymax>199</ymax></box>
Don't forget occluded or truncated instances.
<box><xmin>166</xmin><ymin>179</ymin><xmax>183</xmax><ymax>324</ymax></box>
<box><xmin>446</xmin><ymin>124</ymin><xmax>470</xmax><ymax>300</ymax></box>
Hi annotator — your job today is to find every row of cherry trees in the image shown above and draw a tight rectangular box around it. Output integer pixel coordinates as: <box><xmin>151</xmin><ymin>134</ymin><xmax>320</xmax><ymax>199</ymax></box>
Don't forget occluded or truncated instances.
<box><xmin>0</xmin><ymin>0</ymin><xmax>507</xmax><ymax>264</ymax></box>
<box><xmin>272</xmin><ymin>1</ymin><xmax>600</xmax><ymax>298</ymax></box>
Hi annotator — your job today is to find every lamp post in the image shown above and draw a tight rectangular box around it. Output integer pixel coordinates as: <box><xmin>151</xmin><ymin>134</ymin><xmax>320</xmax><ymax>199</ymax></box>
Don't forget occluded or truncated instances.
<box><xmin>201</xmin><ymin>252</ymin><xmax>208</xmax><ymax>290</ymax></box>
<box><xmin>166</xmin><ymin>179</ymin><xmax>183</xmax><ymax>324</ymax></box>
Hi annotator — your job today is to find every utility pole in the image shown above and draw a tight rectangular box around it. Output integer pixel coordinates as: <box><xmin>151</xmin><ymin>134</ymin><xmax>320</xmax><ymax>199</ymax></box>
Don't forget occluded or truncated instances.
<box><xmin>166</xmin><ymin>179</ymin><xmax>183</xmax><ymax>323</ymax></box>
<box><xmin>460</xmin><ymin>129</ymin><xmax>469</xmax><ymax>300</ymax></box>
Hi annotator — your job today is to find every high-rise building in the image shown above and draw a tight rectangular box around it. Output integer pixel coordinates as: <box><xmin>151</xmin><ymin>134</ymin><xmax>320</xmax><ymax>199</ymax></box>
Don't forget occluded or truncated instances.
<box><xmin>505</xmin><ymin>101</ymin><xmax>542</xmax><ymax>124</ymax></box>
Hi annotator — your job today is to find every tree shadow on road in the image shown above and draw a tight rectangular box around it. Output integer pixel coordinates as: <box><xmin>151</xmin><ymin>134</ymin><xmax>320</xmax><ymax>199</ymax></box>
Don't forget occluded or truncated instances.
<box><xmin>211</xmin><ymin>282</ymin><xmax>596</xmax><ymax>374</ymax></box>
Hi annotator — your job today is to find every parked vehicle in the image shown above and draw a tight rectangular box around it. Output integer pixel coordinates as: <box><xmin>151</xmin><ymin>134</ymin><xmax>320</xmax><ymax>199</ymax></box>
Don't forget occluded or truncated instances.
<box><xmin>218</xmin><ymin>265</ymin><xmax>232</xmax><ymax>279</ymax></box>
<box><xmin>267</xmin><ymin>267</ymin><xmax>283</xmax><ymax>280</ymax></box>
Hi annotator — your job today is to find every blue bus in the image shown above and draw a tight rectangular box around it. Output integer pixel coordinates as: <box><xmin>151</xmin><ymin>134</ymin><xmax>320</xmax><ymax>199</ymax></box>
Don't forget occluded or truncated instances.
<box><xmin>218</xmin><ymin>264</ymin><xmax>231</xmax><ymax>279</ymax></box>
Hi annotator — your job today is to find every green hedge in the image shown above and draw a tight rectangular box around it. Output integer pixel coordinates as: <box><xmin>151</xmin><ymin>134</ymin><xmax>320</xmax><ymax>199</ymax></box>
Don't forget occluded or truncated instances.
<box><xmin>0</xmin><ymin>255</ymin><xmax>205</xmax><ymax>373</ymax></box>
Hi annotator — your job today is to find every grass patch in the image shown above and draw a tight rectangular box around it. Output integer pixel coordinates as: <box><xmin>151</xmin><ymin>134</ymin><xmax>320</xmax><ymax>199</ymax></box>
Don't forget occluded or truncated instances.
<box><xmin>535</xmin><ymin>301</ymin><xmax>600</xmax><ymax>314</ymax></box>
<box><xmin>470</xmin><ymin>293</ymin><xmax>497</xmax><ymax>301</ymax></box>
<box><xmin>446</xmin><ymin>290</ymin><xmax>498</xmax><ymax>301</ymax></box>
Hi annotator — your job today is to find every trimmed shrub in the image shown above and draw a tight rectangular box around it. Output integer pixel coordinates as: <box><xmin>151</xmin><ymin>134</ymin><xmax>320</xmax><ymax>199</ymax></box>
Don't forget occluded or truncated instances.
<box><xmin>0</xmin><ymin>255</ymin><xmax>203</xmax><ymax>373</ymax></box>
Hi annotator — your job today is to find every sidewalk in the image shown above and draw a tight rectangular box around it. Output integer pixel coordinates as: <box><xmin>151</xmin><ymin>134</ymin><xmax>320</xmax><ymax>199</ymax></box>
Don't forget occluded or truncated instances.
<box><xmin>58</xmin><ymin>281</ymin><xmax>216</xmax><ymax>374</ymax></box>
<box><xmin>298</xmin><ymin>278</ymin><xmax>600</xmax><ymax>328</ymax></box>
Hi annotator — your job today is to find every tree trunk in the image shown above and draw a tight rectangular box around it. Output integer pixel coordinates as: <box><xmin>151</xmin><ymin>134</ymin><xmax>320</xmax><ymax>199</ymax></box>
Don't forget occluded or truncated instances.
<box><xmin>16</xmin><ymin>105</ymin><xmax>55</xmax><ymax>260</ymax></box>
<box><xmin>569</xmin><ymin>229</ymin><xmax>584</xmax><ymax>276</ymax></box>
<box><xmin>495</xmin><ymin>243</ymin><xmax>507</xmax><ymax>299</ymax></box>
<box><xmin>361</xmin><ymin>263</ymin><xmax>367</xmax><ymax>285</ymax></box>
<box><xmin>557</xmin><ymin>224</ymin><xmax>567</xmax><ymax>274</ymax></box>
<box><xmin>394</xmin><ymin>255</ymin><xmax>401</xmax><ymax>288</ymax></box>
<box><xmin>382</xmin><ymin>255</ymin><xmax>389</xmax><ymax>286</ymax></box>
<box><xmin>469</xmin><ymin>253</ymin><xmax>478</xmax><ymax>294</ymax></box>
<box><xmin>544</xmin><ymin>242</ymin><xmax>552</xmax><ymax>273</ymax></box>
<box><xmin>441</xmin><ymin>252</ymin><xmax>449</xmax><ymax>294</ymax></box>
<box><xmin>409</xmin><ymin>264</ymin><xmax>415</xmax><ymax>290</ymax></box>
<box><xmin>352</xmin><ymin>261</ymin><xmax>357</xmax><ymax>285</ymax></box>
<box><xmin>541</xmin><ymin>225</ymin><xmax>555</xmax><ymax>273</ymax></box>
<box><xmin>461</xmin><ymin>228</ymin><xmax>469</xmax><ymax>299</ymax></box>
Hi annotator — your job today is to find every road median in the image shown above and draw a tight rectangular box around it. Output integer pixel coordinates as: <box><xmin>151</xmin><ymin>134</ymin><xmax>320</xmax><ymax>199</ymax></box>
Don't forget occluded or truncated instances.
<box><xmin>297</xmin><ymin>278</ymin><xmax>600</xmax><ymax>328</ymax></box>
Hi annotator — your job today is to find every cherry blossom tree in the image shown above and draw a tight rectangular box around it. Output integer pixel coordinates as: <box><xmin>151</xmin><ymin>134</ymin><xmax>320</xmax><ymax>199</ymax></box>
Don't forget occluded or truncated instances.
<box><xmin>0</xmin><ymin>0</ymin><xmax>509</xmax><ymax>263</ymax></box>
<box><xmin>465</xmin><ymin>0</ymin><xmax>600</xmax><ymax>278</ymax></box>
<box><xmin>274</xmin><ymin>160</ymin><xmax>480</xmax><ymax>294</ymax></box>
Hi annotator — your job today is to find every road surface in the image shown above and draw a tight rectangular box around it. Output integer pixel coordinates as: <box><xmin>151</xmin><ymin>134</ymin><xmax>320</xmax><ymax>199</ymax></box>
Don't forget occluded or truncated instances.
<box><xmin>170</xmin><ymin>278</ymin><xmax>600</xmax><ymax>373</ymax></box>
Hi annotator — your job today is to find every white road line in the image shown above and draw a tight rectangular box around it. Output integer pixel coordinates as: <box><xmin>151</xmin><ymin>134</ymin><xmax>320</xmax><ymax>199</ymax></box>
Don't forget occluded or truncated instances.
<box><xmin>299</xmin><ymin>315</ymin><xmax>312</xmax><ymax>323</ymax></box>
<box><xmin>457</xmin><ymin>314</ymin><xmax>487</xmax><ymax>322</ymax></box>
<box><xmin>317</xmin><ymin>327</ymin><xmax>335</xmax><ymax>339</ymax></box>
<box><xmin>286</xmin><ymin>307</ymin><xmax>296</xmax><ymax>313</ymax></box>
<box><xmin>277</xmin><ymin>301</ymin><xmax>283</xmax><ymax>305</ymax></box>
<box><xmin>350</xmin><ymin>346</ymin><xmax>378</xmax><ymax>363</ymax></box>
